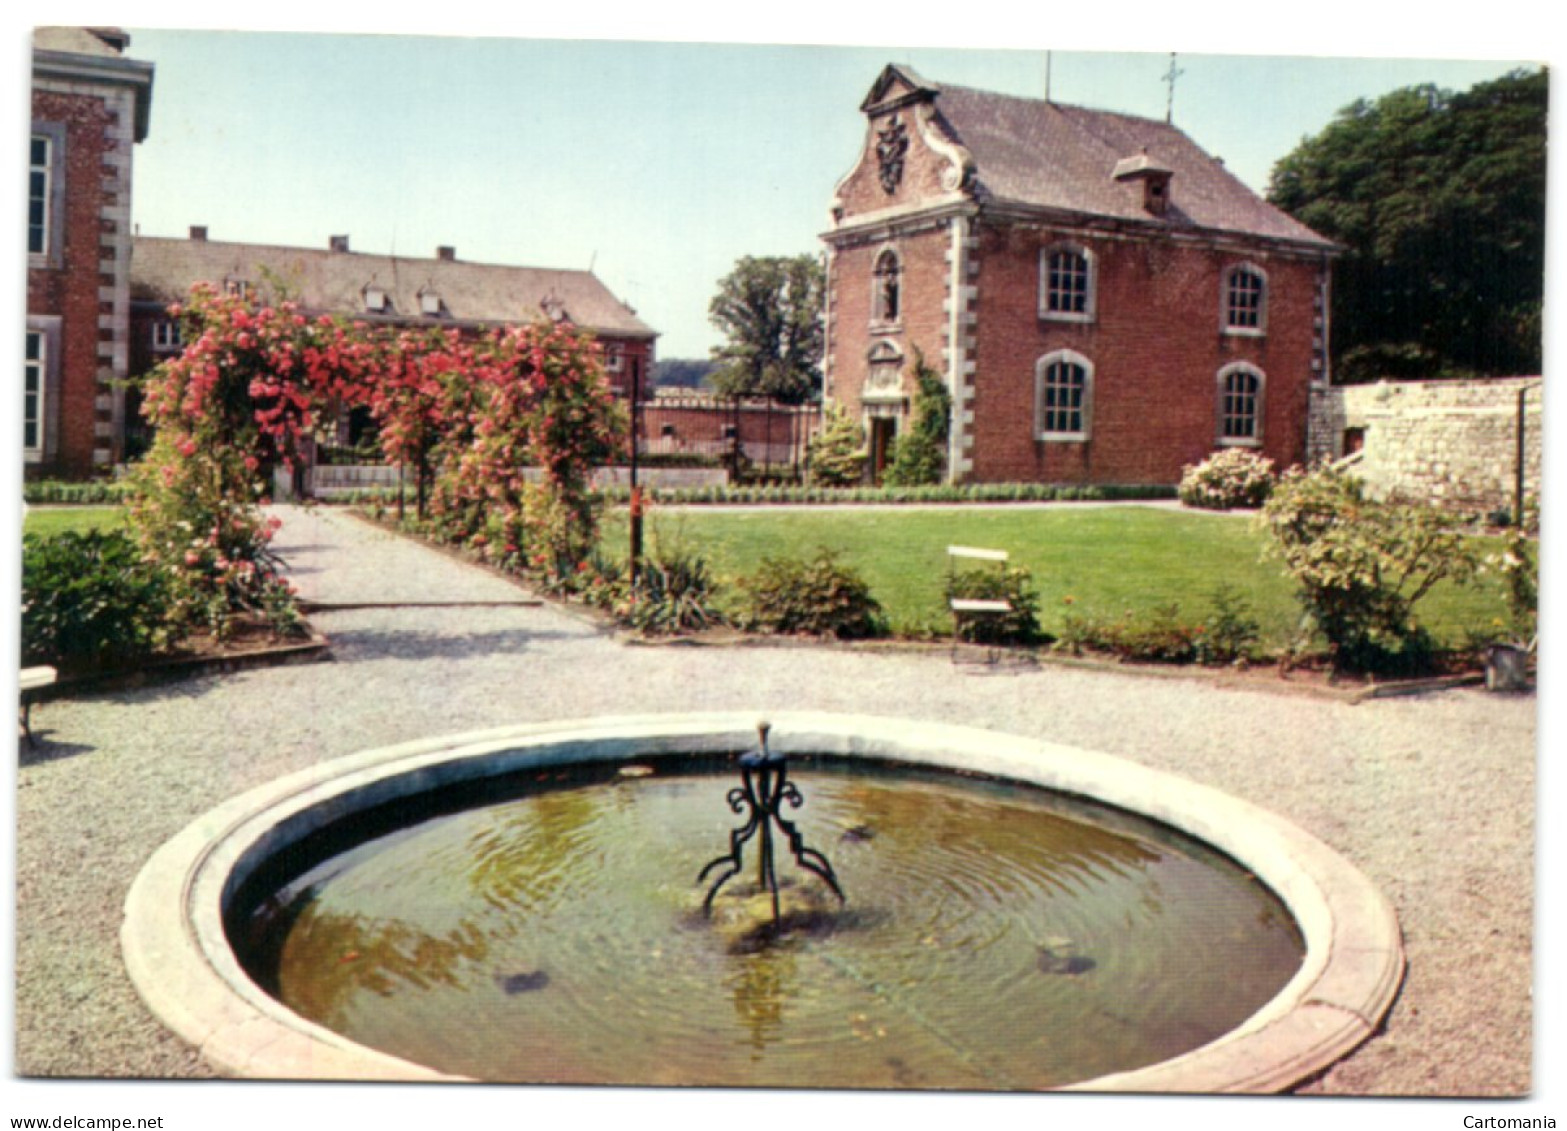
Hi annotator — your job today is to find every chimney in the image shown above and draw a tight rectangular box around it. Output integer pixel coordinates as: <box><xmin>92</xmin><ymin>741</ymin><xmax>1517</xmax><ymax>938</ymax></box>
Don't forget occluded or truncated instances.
<box><xmin>329</xmin><ymin>235</ymin><xmax>350</xmax><ymax>253</ymax></box>
<box><xmin>189</xmin><ymin>225</ymin><xmax>208</xmax><ymax>241</ymax></box>
<box><xmin>437</xmin><ymin>245</ymin><xmax>456</xmax><ymax>262</ymax></box>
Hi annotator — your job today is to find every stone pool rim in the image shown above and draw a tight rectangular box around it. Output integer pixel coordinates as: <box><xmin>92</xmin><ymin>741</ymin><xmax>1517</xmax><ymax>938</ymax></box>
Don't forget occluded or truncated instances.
<box><xmin>121</xmin><ymin>711</ymin><xmax>1404</xmax><ymax>1092</ymax></box>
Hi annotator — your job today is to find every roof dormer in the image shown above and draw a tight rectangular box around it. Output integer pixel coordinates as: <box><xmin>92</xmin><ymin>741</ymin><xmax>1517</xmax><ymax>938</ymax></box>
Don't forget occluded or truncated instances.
<box><xmin>1113</xmin><ymin>148</ymin><xmax>1174</xmax><ymax>215</ymax></box>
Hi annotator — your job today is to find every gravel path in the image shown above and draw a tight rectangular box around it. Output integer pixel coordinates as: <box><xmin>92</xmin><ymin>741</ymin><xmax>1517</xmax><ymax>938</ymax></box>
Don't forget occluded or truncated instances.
<box><xmin>13</xmin><ymin>505</ymin><xmax>1538</xmax><ymax>1094</ymax></box>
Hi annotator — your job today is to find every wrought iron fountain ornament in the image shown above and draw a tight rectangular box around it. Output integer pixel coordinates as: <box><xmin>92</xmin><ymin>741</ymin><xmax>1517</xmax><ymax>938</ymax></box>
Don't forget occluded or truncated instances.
<box><xmin>698</xmin><ymin>723</ymin><xmax>846</xmax><ymax>924</ymax></box>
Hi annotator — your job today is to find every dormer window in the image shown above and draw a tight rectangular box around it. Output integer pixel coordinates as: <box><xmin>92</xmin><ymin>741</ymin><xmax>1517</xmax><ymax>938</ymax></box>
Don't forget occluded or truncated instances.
<box><xmin>364</xmin><ymin>285</ymin><xmax>389</xmax><ymax>313</ymax></box>
<box><xmin>872</xmin><ymin>248</ymin><xmax>902</xmax><ymax>324</ymax></box>
<box><xmin>1112</xmin><ymin>149</ymin><xmax>1174</xmax><ymax>216</ymax></box>
<box><xmin>224</xmin><ymin>277</ymin><xmax>252</xmax><ymax>300</ymax></box>
<box><xmin>418</xmin><ymin>288</ymin><xmax>442</xmax><ymax>316</ymax></box>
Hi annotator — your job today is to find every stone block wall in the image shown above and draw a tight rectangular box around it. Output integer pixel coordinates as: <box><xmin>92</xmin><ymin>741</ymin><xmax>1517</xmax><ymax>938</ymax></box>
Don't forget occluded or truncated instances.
<box><xmin>1307</xmin><ymin>377</ymin><xmax>1543</xmax><ymax>515</ymax></box>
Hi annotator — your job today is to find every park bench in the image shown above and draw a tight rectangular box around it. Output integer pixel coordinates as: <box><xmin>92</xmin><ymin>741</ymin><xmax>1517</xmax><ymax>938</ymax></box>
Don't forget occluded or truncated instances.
<box><xmin>20</xmin><ymin>665</ymin><xmax>57</xmax><ymax>749</ymax></box>
<box><xmin>947</xmin><ymin>545</ymin><xmax>1014</xmax><ymax>664</ymax></box>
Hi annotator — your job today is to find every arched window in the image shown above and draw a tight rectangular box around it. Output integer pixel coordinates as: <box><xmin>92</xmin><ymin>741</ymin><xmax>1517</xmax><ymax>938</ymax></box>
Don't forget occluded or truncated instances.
<box><xmin>1223</xmin><ymin>264</ymin><xmax>1267</xmax><ymax>334</ymax></box>
<box><xmin>1040</xmin><ymin>243</ymin><xmax>1096</xmax><ymax>322</ymax></box>
<box><xmin>873</xmin><ymin>248</ymin><xmax>902</xmax><ymax>324</ymax></box>
<box><xmin>1217</xmin><ymin>363</ymin><xmax>1265</xmax><ymax>445</ymax></box>
<box><xmin>1035</xmin><ymin>350</ymin><xmax>1093</xmax><ymax>441</ymax></box>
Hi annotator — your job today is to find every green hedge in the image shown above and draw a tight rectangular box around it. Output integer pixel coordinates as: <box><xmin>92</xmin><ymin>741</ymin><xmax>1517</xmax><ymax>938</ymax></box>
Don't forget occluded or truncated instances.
<box><xmin>23</xmin><ymin>479</ymin><xmax>130</xmax><ymax>505</ymax></box>
<box><xmin>329</xmin><ymin>481</ymin><xmax>1176</xmax><ymax>509</ymax></box>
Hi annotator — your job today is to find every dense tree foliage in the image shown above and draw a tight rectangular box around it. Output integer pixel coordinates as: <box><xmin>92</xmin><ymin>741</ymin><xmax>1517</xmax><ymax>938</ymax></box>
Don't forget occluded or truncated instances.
<box><xmin>652</xmin><ymin>358</ymin><xmax>718</xmax><ymax>391</ymax></box>
<box><xmin>1268</xmin><ymin>69</ymin><xmax>1545</xmax><ymax>383</ymax></box>
<box><xmin>708</xmin><ymin>255</ymin><xmax>825</xmax><ymax>404</ymax></box>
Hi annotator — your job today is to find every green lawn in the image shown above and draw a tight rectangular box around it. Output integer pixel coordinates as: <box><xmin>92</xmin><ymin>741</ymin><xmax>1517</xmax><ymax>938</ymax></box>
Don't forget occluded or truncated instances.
<box><xmin>22</xmin><ymin>506</ymin><xmax>128</xmax><ymax>538</ymax></box>
<box><xmin>606</xmin><ymin>503</ymin><xmax>1509</xmax><ymax>648</ymax></box>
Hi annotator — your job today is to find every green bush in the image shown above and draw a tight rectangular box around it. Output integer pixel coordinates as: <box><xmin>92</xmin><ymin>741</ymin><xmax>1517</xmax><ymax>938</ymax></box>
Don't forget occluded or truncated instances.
<box><xmin>740</xmin><ymin>550</ymin><xmax>886</xmax><ymax>639</ymax></box>
<box><xmin>1260</xmin><ymin>465</ymin><xmax>1479</xmax><ymax>672</ymax></box>
<box><xmin>22</xmin><ymin>528</ymin><xmax>176</xmax><ymax>672</ymax></box>
<box><xmin>1178</xmin><ymin>449</ymin><xmax>1276</xmax><ymax>510</ymax></box>
<box><xmin>883</xmin><ymin>349</ymin><xmax>950</xmax><ymax>488</ymax></box>
<box><xmin>945</xmin><ymin>565</ymin><xmax>1043</xmax><ymax>645</ymax></box>
<box><xmin>1195</xmin><ymin>584</ymin><xmax>1263</xmax><ymax>664</ymax></box>
<box><xmin>1057</xmin><ymin>603</ymin><xmax>1200</xmax><ymax>663</ymax></box>
<box><xmin>623</xmin><ymin>541</ymin><xmax>726</xmax><ymax>636</ymax></box>
<box><xmin>806</xmin><ymin>405</ymin><xmax>867</xmax><ymax>487</ymax></box>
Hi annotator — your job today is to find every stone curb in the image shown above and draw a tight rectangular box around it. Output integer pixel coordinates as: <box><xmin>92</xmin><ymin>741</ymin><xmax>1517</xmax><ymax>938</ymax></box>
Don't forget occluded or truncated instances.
<box><xmin>26</xmin><ymin>631</ymin><xmax>332</xmax><ymax>702</ymax></box>
<box><xmin>121</xmin><ymin>711</ymin><xmax>1404</xmax><ymax>1092</ymax></box>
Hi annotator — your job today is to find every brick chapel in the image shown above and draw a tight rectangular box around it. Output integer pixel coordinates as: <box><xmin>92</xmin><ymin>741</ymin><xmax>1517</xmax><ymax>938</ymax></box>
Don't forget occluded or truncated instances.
<box><xmin>822</xmin><ymin>64</ymin><xmax>1338</xmax><ymax>485</ymax></box>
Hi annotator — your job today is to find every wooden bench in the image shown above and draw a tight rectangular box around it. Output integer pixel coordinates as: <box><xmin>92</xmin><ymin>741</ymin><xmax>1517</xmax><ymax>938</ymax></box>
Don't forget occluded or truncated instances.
<box><xmin>20</xmin><ymin>666</ymin><xmax>57</xmax><ymax>749</ymax></box>
<box><xmin>947</xmin><ymin>546</ymin><xmax>1013</xmax><ymax>663</ymax></box>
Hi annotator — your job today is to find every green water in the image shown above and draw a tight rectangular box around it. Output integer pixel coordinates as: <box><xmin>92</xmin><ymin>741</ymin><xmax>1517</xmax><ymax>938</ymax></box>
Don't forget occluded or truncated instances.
<box><xmin>236</xmin><ymin>763</ymin><xmax>1303</xmax><ymax>1089</ymax></box>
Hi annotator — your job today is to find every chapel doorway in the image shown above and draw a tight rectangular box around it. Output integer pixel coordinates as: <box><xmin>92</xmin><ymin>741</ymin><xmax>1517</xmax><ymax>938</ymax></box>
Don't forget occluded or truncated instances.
<box><xmin>868</xmin><ymin>416</ymin><xmax>897</xmax><ymax>483</ymax></box>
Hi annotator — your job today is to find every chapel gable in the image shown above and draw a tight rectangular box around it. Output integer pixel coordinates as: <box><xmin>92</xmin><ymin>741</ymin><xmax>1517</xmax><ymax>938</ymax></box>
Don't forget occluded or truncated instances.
<box><xmin>832</xmin><ymin>64</ymin><xmax>974</xmax><ymax>222</ymax></box>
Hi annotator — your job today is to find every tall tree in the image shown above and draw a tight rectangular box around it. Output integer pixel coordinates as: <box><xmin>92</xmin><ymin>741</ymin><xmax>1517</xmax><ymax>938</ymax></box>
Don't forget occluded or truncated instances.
<box><xmin>708</xmin><ymin>255</ymin><xmax>825</xmax><ymax>404</ymax></box>
<box><xmin>1268</xmin><ymin>69</ymin><xmax>1546</xmax><ymax>383</ymax></box>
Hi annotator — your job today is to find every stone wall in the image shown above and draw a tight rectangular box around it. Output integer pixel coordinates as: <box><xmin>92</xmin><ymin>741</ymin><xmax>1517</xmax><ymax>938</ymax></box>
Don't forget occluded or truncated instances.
<box><xmin>1307</xmin><ymin>377</ymin><xmax>1542</xmax><ymax>516</ymax></box>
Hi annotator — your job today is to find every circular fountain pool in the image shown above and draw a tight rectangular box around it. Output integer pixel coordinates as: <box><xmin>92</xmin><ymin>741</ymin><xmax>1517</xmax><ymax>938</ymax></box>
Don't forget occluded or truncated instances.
<box><xmin>123</xmin><ymin>713</ymin><xmax>1404</xmax><ymax>1091</ymax></box>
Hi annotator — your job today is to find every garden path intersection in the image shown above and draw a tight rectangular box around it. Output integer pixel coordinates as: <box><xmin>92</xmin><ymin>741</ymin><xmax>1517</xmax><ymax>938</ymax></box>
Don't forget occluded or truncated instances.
<box><xmin>13</xmin><ymin>504</ymin><xmax>1537</xmax><ymax>1095</ymax></box>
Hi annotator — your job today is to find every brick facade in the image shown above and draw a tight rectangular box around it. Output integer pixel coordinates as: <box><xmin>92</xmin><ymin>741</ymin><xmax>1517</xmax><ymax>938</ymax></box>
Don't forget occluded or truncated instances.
<box><xmin>27</xmin><ymin>30</ymin><xmax>154</xmax><ymax>478</ymax></box>
<box><xmin>823</xmin><ymin>65</ymin><xmax>1334</xmax><ymax>486</ymax></box>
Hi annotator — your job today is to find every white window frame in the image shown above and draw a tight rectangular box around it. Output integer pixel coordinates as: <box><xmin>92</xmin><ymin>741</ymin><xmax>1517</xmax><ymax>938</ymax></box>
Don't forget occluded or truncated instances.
<box><xmin>1039</xmin><ymin>243</ymin><xmax>1096</xmax><ymax>324</ymax></box>
<box><xmin>418</xmin><ymin>289</ymin><xmax>442</xmax><ymax>316</ymax></box>
<box><xmin>1222</xmin><ymin>263</ymin><xmax>1268</xmax><ymax>336</ymax></box>
<box><xmin>604</xmin><ymin>343</ymin><xmax>625</xmax><ymax>372</ymax></box>
<box><xmin>224</xmin><ymin>277</ymin><xmax>252</xmax><ymax>300</ymax></box>
<box><xmin>28</xmin><ymin>124</ymin><xmax>66</xmax><ymax>266</ymax></box>
<box><xmin>871</xmin><ymin>246</ymin><xmax>903</xmax><ymax>326</ymax></box>
<box><xmin>1216</xmin><ymin>362</ymin><xmax>1265</xmax><ymax>446</ymax></box>
<box><xmin>1035</xmin><ymin>349</ymin><xmax>1093</xmax><ymax>442</ymax></box>
<box><xmin>24</xmin><ymin>328</ymin><xmax>46</xmax><ymax>462</ymax></box>
<box><xmin>152</xmin><ymin>320</ymin><xmax>182</xmax><ymax>352</ymax></box>
<box><xmin>364</xmin><ymin>285</ymin><xmax>388</xmax><ymax>313</ymax></box>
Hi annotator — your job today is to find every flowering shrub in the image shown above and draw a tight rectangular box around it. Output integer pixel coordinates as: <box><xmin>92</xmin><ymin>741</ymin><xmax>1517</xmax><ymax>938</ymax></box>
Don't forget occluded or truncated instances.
<box><xmin>1261</xmin><ymin>465</ymin><xmax>1478</xmax><ymax>672</ymax></box>
<box><xmin>1178</xmin><ymin>448</ymin><xmax>1277</xmax><ymax>510</ymax></box>
<box><xmin>129</xmin><ymin>283</ymin><xmax>377</xmax><ymax>636</ymax></box>
<box><xmin>1487</xmin><ymin>527</ymin><xmax>1538</xmax><ymax>643</ymax></box>
<box><xmin>426</xmin><ymin>323</ymin><xmax>626</xmax><ymax>586</ymax></box>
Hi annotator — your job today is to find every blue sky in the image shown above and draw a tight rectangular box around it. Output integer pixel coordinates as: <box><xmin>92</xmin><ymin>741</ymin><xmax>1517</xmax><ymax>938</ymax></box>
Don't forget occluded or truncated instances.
<box><xmin>107</xmin><ymin>28</ymin><xmax>1537</xmax><ymax>360</ymax></box>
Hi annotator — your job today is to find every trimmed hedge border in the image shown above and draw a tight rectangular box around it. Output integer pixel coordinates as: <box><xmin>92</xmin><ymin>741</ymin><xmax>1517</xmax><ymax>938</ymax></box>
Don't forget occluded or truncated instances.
<box><xmin>23</xmin><ymin>479</ymin><xmax>130</xmax><ymax>505</ymax></box>
<box><xmin>329</xmin><ymin>481</ymin><xmax>1179</xmax><ymax>508</ymax></box>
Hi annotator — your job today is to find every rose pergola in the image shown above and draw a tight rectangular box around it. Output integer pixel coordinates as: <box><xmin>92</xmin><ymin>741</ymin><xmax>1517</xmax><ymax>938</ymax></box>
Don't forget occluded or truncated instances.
<box><xmin>130</xmin><ymin>283</ymin><xmax>626</xmax><ymax>636</ymax></box>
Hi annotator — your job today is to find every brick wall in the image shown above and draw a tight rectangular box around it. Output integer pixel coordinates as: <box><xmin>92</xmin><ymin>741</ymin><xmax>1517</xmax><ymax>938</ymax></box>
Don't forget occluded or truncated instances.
<box><xmin>639</xmin><ymin>397</ymin><xmax>819</xmax><ymax>469</ymax></box>
<box><xmin>962</xmin><ymin>225</ymin><xmax>1324</xmax><ymax>485</ymax></box>
<box><xmin>27</xmin><ymin>87</ymin><xmax>122</xmax><ymax>478</ymax></box>
<box><xmin>1308</xmin><ymin>378</ymin><xmax>1543</xmax><ymax>516</ymax></box>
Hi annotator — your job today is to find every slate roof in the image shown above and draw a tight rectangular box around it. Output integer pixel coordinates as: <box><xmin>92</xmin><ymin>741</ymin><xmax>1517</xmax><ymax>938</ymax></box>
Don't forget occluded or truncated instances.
<box><xmin>130</xmin><ymin>235</ymin><xmax>658</xmax><ymax>339</ymax></box>
<box><xmin>916</xmin><ymin>73</ymin><xmax>1333</xmax><ymax>249</ymax></box>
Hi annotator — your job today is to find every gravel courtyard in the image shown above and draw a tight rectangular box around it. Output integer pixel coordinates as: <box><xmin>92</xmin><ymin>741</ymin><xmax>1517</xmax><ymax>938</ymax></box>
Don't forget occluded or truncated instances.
<box><xmin>13</xmin><ymin>505</ymin><xmax>1538</xmax><ymax>1095</ymax></box>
